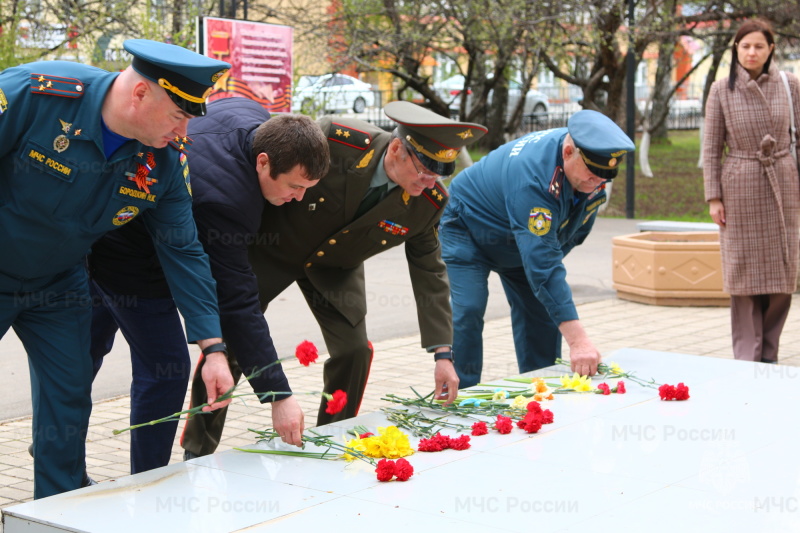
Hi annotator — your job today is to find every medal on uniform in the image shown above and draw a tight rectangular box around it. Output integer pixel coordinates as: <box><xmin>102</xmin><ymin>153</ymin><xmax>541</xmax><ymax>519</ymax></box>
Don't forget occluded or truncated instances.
<box><xmin>59</xmin><ymin>118</ymin><xmax>72</xmax><ymax>133</ymax></box>
<box><xmin>127</xmin><ymin>152</ymin><xmax>158</xmax><ymax>193</ymax></box>
<box><xmin>402</xmin><ymin>190</ymin><xmax>410</xmax><ymax>205</ymax></box>
<box><xmin>53</xmin><ymin>134</ymin><xmax>69</xmax><ymax>153</ymax></box>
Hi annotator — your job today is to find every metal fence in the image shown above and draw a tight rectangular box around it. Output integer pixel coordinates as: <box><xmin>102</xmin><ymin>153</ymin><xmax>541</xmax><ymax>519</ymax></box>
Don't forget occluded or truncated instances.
<box><xmin>363</xmin><ymin>106</ymin><xmax>702</xmax><ymax>136</ymax></box>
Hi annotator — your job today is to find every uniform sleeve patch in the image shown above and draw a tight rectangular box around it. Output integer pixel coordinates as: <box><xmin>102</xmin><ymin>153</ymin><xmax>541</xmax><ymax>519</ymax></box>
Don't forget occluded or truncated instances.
<box><xmin>30</xmin><ymin>73</ymin><xmax>84</xmax><ymax>98</ymax></box>
<box><xmin>529</xmin><ymin>207</ymin><xmax>552</xmax><ymax>236</ymax></box>
<box><xmin>328</xmin><ymin>122</ymin><xmax>372</xmax><ymax>150</ymax></box>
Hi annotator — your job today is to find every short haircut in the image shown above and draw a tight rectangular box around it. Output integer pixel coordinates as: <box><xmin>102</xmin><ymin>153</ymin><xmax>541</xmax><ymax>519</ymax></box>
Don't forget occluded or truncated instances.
<box><xmin>252</xmin><ymin>114</ymin><xmax>330</xmax><ymax>181</ymax></box>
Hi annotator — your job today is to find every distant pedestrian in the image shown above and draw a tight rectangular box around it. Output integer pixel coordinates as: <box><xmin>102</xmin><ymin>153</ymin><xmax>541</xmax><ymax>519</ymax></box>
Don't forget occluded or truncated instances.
<box><xmin>703</xmin><ymin>18</ymin><xmax>800</xmax><ymax>363</ymax></box>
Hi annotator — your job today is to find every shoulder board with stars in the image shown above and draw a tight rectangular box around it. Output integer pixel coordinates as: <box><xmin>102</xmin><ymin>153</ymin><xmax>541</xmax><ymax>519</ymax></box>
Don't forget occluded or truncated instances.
<box><xmin>421</xmin><ymin>182</ymin><xmax>448</xmax><ymax>210</ymax></box>
<box><xmin>548</xmin><ymin>166</ymin><xmax>564</xmax><ymax>199</ymax></box>
<box><xmin>168</xmin><ymin>135</ymin><xmax>193</xmax><ymax>154</ymax></box>
<box><xmin>30</xmin><ymin>73</ymin><xmax>84</xmax><ymax>98</ymax></box>
<box><xmin>328</xmin><ymin>122</ymin><xmax>372</xmax><ymax>150</ymax></box>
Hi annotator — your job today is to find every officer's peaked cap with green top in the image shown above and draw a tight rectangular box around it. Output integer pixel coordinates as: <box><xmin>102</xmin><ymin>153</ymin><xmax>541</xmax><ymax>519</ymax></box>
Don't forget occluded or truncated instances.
<box><xmin>567</xmin><ymin>109</ymin><xmax>635</xmax><ymax>180</ymax></box>
<box><xmin>384</xmin><ymin>101</ymin><xmax>487</xmax><ymax>177</ymax></box>
<box><xmin>124</xmin><ymin>39</ymin><xmax>230</xmax><ymax>117</ymax></box>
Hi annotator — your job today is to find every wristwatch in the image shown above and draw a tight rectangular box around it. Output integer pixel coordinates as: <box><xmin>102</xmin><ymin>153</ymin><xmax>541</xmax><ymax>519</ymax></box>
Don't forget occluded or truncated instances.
<box><xmin>433</xmin><ymin>350</ymin><xmax>454</xmax><ymax>362</ymax></box>
<box><xmin>202</xmin><ymin>342</ymin><xmax>228</xmax><ymax>357</ymax></box>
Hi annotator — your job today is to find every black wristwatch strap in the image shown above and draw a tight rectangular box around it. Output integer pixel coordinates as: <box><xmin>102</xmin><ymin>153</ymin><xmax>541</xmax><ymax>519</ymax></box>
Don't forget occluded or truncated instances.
<box><xmin>434</xmin><ymin>350</ymin><xmax>454</xmax><ymax>362</ymax></box>
<box><xmin>202</xmin><ymin>342</ymin><xmax>228</xmax><ymax>357</ymax></box>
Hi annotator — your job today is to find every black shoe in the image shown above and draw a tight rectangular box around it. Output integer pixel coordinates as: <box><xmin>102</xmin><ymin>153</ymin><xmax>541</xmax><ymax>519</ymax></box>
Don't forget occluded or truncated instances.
<box><xmin>81</xmin><ymin>471</ymin><xmax>97</xmax><ymax>487</ymax></box>
<box><xmin>27</xmin><ymin>443</ymin><xmax>33</xmax><ymax>457</ymax></box>
<box><xmin>183</xmin><ymin>450</ymin><xmax>200</xmax><ymax>461</ymax></box>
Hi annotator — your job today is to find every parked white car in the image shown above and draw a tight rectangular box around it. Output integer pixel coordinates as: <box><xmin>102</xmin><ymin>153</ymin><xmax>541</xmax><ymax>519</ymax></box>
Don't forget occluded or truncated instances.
<box><xmin>292</xmin><ymin>73</ymin><xmax>375</xmax><ymax>114</ymax></box>
<box><xmin>433</xmin><ymin>74</ymin><xmax>549</xmax><ymax>119</ymax></box>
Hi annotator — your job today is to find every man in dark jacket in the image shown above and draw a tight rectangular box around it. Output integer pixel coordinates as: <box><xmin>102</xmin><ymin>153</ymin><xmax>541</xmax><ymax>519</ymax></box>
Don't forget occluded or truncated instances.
<box><xmin>180</xmin><ymin>102</ymin><xmax>487</xmax><ymax>458</ymax></box>
<box><xmin>88</xmin><ymin>97</ymin><xmax>330</xmax><ymax>472</ymax></box>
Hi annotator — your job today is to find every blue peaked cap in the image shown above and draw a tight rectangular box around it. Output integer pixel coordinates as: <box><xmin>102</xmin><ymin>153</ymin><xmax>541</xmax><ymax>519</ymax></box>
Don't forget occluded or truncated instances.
<box><xmin>567</xmin><ymin>110</ymin><xmax>635</xmax><ymax>180</ymax></box>
<box><xmin>124</xmin><ymin>39</ymin><xmax>230</xmax><ymax>117</ymax></box>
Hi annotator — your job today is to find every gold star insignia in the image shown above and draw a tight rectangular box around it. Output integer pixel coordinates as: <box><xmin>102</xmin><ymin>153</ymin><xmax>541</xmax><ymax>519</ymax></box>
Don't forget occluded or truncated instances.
<box><xmin>433</xmin><ymin>191</ymin><xmax>443</xmax><ymax>201</ymax></box>
<box><xmin>38</xmin><ymin>75</ymin><xmax>45</xmax><ymax>82</ymax></box>
<box><xmin>46</xmin><ymin>80</ymin><xmax>53</xmax><ymax>88</ymax></box>
<box><xmin>74</xmin><ymin>129</ymin><xmax>81</xmax><ymax>136</ymax></box>
<box><xmin>343</xmin><ymin>131</ymin><xmax>350</xmax><ymax>138</ymax></box>
<box><xmin>38</xmin><ymin>85</ymin><xmax>45</xmax><ymax>91</ymax></box>
<box><xmin>182</xmin><ymin>137</ymin><xmax>188</xmax><ymax>142</ymax></box>
<box><xmin>335</xmin><ymin>128</ymin><xmax>343</xmax><ymax>136</ymax></box>
<box><xmin>138</xmin><ymin>152</ymin><xmax>144</xmax><ymax>158</ymax></box>
<box><xmin>457</xmin><ymin>129</ymin><xmax>474</xmax><ymax>139</ymax></box>
<box><xmin>179</xmin><ymin>144</ymin><xmax>185</xmax><ymax>151</ymax></box>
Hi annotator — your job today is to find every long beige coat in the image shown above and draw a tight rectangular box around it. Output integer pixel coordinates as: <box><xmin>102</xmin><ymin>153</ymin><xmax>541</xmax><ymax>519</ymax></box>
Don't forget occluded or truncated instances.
<box><xmin>703</xmin><ymin>63</ymin><xmax>800</xmax><ymax>295</ymax></box>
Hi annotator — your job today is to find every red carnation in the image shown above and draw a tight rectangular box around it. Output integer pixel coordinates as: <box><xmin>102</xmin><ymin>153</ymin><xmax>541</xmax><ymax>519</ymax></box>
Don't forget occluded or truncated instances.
<box><xmin>616</xmin><ymin>381</ymin><xmax>626</xmax><ymax>394</ymax></box>
<box><xmin>449</xmin><ymin>435</ymin><xmax>471</xmax><ymax>451</ymax></box>
<box><xmin>659</xmin><ymin>383</ymin><xmax>690</xmax><ymax>401</ymax></box>
<box><xmin>324</xmin><ymin>390</ymin><xmax>348</xmax><ymax>414</ymax></box>
<box><xmin>418</xmin><ymin>433</ymin><xmax>448</xmax><ymax>452</ymax></box>
<box><xmin>359</xmin><ymin>432</ymin><xmax>374</xmax><ymax>439</ymax></box>
<box><xmin>520</xmin><ymin>412</ymin><xmax>543</xmax><ymax>433</ymax></box>
<box><xmin>540</xmin><ymin>409</ymin><xmax>554</xmax><ymax>424</ymax></box>
<box><xmin>658</xmin><ymin>384</ymin><xmax>675</xmax><ymax>400</ymax></box>
<box><xmin>675</xmin><ymin>382</ymin><xmax>690</xmax><ymax>401</ymax></box>
<box><xmin>376</xmin><ymin>459</ymin><xmax>396</xmax><ymax>482</ymax></box>
<box><xmin>597</xmin><ymin>383</ymin><xmax>611</xmax><ymax>395</ymax></box>
<box><xmin>417</xmin><ymin>433</ymin><xmax>447</xmax><ymax>452</ymax></box>
<box><xmin>526</xmin><ymin>401</ymin><xmax>542</xmax><ymax>413</ymax></box>
<box><xmin>394</xmin><ymin>458</ymin><xmax>414</xmax><ymax>481</ymax></box>
<box><xmin>495</xmin><ymin>415</ymin><xmax>513</xmax><ymax>434</ymax></box>
<box><xmin>295</xmin><ymin>340</ymin><xmax>319</xmax><ymax>366</ymax></box>
<box><xmin>471</xmin><ymin>421</ymin><xmax>488</xmax><ymax>436</ymax></box>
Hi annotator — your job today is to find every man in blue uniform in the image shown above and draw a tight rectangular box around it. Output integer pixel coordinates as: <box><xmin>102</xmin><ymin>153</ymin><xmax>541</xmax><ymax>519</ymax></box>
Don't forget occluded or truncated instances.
<box><xmin>0</xmin><ymin>40</ymin><xmax>234</xmax><ymax>498</ymax></box>
<box><xmin>88</xmin><ymin>97</ymin><xmax>329</xmax><ymax>472</ymax></box>
<box><xmin>440</xmin><ymin>110</ymin><xmax>635</xmax><ymax>387</ymax></box>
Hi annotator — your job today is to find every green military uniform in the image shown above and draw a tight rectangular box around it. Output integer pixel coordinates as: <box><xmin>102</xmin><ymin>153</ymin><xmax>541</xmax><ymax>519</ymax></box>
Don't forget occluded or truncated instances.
<box><xmin>181</xmin><ymin>103</ymin><xmax>486</xmax><ymax>454</ymax></box>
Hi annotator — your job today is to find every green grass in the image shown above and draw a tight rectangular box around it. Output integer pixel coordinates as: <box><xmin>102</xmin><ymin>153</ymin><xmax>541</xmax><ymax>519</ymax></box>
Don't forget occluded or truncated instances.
<box><xmin>456</xmin><ymin>130</ymin><xmax>710</xmax><ymax>222</ymax></box>
<box><xmin>603</xmin><ymin>130</ymin><xmax>709</xmax><ymax>222</ymax></box>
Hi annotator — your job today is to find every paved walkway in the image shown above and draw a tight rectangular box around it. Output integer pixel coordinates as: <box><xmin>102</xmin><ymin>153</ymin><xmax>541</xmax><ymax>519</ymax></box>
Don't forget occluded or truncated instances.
<box><xmin>2</xmin><ymin>294</ymin><xmax>800</xmax><ymax>511</ymax></box>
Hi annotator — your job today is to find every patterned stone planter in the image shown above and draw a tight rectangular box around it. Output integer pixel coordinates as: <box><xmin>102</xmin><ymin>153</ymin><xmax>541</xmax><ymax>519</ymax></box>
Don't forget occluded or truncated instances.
<box><xmin>612</xmin><ymin>231</ymin><xmax>729</xmax><ymax>307</ymax></box>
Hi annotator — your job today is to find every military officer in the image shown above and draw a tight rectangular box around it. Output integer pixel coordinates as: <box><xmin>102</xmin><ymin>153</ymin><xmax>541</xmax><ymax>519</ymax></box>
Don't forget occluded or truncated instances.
<box><xmin>440</xmin><ymin>110</ymin><xmax>635</xmax><ymax>387</ymax></box>
<box><xmin>0</xmin><ymin>40</ymin><xmax>234</xmax><ymax>498</ymax></box>
<box><xmin>180</xmin><ymin>101</ymin><xmax>487</xmax><ymax>457</ymax></box>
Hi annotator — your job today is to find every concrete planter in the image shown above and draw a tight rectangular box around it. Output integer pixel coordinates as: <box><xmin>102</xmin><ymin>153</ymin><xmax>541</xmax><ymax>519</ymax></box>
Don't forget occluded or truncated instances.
<box><xmin>612</xmin><ymin>231</ymin><xmax>729</xmax><ymax>307</ymax></box>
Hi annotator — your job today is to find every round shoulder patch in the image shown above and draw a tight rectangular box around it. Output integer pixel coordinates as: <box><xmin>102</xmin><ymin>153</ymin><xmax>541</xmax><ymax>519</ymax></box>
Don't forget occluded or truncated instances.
<box><xmin>113</xmin><ymin>206</ymin><xmax>140</xmax><ymax>226</ymax></box>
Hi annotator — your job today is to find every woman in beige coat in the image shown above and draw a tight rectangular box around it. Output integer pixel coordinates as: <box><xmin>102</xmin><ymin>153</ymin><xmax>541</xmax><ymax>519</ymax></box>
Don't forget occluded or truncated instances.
<box><xmin>703</xmin><ymin>19</ymin><xmax>800</xmax><ymax>363</ymax></box>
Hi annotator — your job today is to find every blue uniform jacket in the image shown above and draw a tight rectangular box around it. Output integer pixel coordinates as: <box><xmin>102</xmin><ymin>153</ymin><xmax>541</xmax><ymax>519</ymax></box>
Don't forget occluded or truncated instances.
<box><xmin>90</xmin><ymin>97</ymin><xmax>291</xmax><ymax>397</ymax></box>
<box><xmin>445</xmin><ymin>128</ymin><xmax>607</xmax><ymax>325</ymax></box>
<box><xmin>0</xmin><ymin>61</ymin><xmax>220</xmax><ymax>341</ymax></box>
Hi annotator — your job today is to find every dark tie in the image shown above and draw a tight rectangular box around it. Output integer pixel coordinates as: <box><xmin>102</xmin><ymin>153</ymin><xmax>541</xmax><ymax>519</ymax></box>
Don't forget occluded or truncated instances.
<box><xmin>355</xmin><ymin>183</ymin><xmax>388</xmax><ymax>218</ymax></box>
